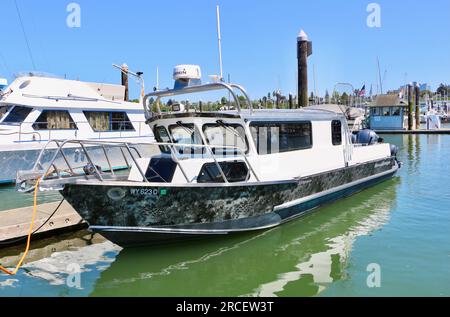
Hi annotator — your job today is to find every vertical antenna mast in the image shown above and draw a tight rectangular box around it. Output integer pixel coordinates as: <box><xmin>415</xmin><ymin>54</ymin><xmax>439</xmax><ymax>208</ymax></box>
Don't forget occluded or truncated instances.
<box><xmin>156</xmin><ymin>66</ymin><xmax>159</xmax><ymax>90</ymax></box>
<box><xmin>216</xmin><ymin>5</ymin><xmax>224</xmax><ymax>81</ymax></box>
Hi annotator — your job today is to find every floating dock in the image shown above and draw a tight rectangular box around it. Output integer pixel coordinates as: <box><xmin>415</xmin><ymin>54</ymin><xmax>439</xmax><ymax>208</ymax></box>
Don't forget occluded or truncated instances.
<box><xmin>0</xmin><ymin>201</ymin><xmax>86</xmax><ymax>246</ymax></box>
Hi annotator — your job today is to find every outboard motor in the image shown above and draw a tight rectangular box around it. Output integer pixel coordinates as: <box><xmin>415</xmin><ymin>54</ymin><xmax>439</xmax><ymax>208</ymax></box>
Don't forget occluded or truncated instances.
<box><xmin>353</xmin><ymin>129</ymin><xmax>382</xmax><ymax>146</ymax></box>
<box><xmin>390</xmin><ymin>144</ymin><xmax>398</xmax><ymax>158</ymax></box>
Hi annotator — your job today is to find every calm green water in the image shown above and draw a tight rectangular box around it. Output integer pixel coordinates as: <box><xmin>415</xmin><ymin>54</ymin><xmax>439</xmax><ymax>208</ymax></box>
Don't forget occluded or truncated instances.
<box><xmin>0</xmin><ymin>134</ymin><xmax>449</xmax><ymax>297</ymax></box>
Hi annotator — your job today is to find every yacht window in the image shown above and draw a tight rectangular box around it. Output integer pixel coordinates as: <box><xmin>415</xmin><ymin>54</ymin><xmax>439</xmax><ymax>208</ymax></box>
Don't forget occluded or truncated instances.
<box><xmin>250</xmin><ymin>121</ymin><xmax>312</xmax><ymax>154</ymax></box>
<box><xmin>331</xmin><ymin>120</ymin><xmax>342</xmax><ymax>146</ymax></box>
<box><xmin>169</xmin><ymin>123</ymin><xmax>203</xmax><ymax>145</ymax></box>
<box><xmin>83</xmin><ymin>111</ymin><xmax>135</xmax><ymax>132</ymax></box>
<box><xmin>0</xmin><ymin>105</ymin><xmax>11</xmax><ymax>119</ymax></box>
<box><xmin>32</xmin><ymin>110</ymin><xmax>77</xmax><ymax>130</ymax></box>
<box><xmin>202</xmin><ymin>122</ymin><xmax>248</xmax><ymax>154</ymax></box>
<box><xmin>1</xmin><ymin>106</ymin><xmax>33</xmax><ymax>125</ymax></box>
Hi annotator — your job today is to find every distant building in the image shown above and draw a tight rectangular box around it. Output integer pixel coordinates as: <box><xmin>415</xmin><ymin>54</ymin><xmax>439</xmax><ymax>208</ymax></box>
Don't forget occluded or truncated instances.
<box><xmin>369</xmin><ymin>94</ymin><xmax>410</xmax><ymax>130</ymax></box>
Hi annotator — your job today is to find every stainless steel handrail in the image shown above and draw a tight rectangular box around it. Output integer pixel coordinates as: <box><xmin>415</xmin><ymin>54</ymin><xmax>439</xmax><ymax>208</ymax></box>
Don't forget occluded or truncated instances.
<box><xmin>143</xmin><ymin>82</ymin><xmax>255</xmax><ymax>117</ymax></box>
<box><xmin>29</xmin><ymin>139</ymin><xmax>259</xmax><ymax>185</ymax></box>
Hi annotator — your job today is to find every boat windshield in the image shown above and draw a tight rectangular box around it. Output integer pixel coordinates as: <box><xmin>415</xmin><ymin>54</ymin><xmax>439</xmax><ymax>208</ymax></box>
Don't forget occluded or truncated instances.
<box><xmin>168</xmin><ymin>123</ymin><xmax>203</xmax><ymax>145</ymax></box>
<box><xmin>203</xmin><ymin>122</ymin><xmax>248</xmax><ymax>153</ymax></box>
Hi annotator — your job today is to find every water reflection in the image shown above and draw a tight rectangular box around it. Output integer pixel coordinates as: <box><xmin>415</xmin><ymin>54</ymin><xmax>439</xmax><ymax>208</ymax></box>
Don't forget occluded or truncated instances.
<box><xmin>90</xmin><ymin>179</ymin><xmax>399</xmax><ymax>297</ymax></box>
<box><xmin>0</xmin><ymin>179</ymin><xmax>399</xmax><ymax>297</ymax></box>
<box><xmin>0</xmin><ymin>231</ymin><xmax>120</xmax><ymax>296</ymax></box>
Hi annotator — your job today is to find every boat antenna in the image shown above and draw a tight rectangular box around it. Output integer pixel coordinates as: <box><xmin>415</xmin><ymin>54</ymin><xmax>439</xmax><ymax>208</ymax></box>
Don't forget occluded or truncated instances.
<box><xmin>216</xmin><ymin>5</ymin><xmax>224</xmax><ymax>81</ymax></box>
<box><xmin>113</xmin><ymin>64</ymin><xmax>145</xmax><ymax>102</ymax></box>
<box><xmin>14</xmin><ymin>0</ymin><xmax>36</xmax><ymax>70</ymax></box>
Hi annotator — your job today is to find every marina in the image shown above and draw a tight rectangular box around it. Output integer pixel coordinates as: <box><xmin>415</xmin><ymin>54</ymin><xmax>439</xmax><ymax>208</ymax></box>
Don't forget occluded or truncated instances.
<box><xmin>0</xmin><ymin>0</ymin><xmax>449</xmax><ymax>300</ymax></box>
<box><xmin>0</xmin><ymin>133</ymin><xmax>449</xmax><ymax>296</ymax></box>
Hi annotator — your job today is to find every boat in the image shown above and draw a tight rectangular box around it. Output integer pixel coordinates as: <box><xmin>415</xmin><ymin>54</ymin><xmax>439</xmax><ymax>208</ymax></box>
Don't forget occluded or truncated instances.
<box><xmin>17</xmin><ymin>65</ymin><xmax>401</xmax><ymax>247</ymax></box>
<box><xmin>0</xmin><ymin>74</ymin><xmax>155</xmax><ymax>184</ymax></box>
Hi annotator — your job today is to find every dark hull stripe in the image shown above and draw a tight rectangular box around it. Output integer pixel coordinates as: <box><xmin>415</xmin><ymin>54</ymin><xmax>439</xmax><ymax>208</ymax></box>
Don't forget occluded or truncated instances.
<box><xmin>89</xmin><ymin>167</ymin><xmax>398</xmax><ymax>247</ymax></box>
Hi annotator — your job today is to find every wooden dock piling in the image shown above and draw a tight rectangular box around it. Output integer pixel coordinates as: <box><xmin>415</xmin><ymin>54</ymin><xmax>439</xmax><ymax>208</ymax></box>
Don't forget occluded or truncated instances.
<box><xmin>415</xmin><ymin>84</ymin><xmax>421</xmax><ymax>130</ymax></box>
<box><xmin>408</xmin><ymin>84</ymin><xmax>414</xmax><ymax>130</ymax></box>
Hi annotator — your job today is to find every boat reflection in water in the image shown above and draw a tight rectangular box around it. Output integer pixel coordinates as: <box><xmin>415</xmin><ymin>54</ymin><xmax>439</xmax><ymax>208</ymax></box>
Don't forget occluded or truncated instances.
<box><xmin>91</xmin><ymin>179</ymin><xmax>399</xmax><ymax>297</ymax></box>
<box><xmin>0</xmin><ymin>179</ymin><xmax>398</xmax><ymax>297</ymax></box>
<box><xmin>0</xmin><ymin>178</ymin><xmax>398</xmax><ymax>296</ymax></box>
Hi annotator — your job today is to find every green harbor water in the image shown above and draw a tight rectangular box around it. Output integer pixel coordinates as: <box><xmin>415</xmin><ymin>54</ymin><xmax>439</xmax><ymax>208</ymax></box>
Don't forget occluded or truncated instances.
<box><xmin>0</xmin><ymin>134</ymin><xmax>449</xmax><ymax>297</ymax></box>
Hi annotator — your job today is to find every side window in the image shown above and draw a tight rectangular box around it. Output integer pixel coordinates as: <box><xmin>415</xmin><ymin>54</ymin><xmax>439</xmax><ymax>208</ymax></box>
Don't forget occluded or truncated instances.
<box><xmin>84</xmin><ymin>111</ymin><xmax>135</xmax><ymax>132</ymax></box>
<box><xmin>250</xmin><ymin>122</ymin><xmax>312</xmax><ymax>154</ymax></box>
<box><xmin>2</xmin><ymin>106</ymin><xmax>33</xmax><ymax>124</ymax></box>
<box><xmin>392</xmin><ymin>107</ymin><xmax>401</xmax><ymax>116</ymax></box>
<box><xmin>32</xmin><ymin>110</ymin><xmax>77</xmax><ymax>130</ymax></box>
<box><xmin>153</xmin><ymin>125</ymin><xmax>172</xmax><ymax>153</ymax></box>
<box><xmin>331</xmin><ymin>120</ymin><xmax>342</xmax><ymax>146</ymax></box>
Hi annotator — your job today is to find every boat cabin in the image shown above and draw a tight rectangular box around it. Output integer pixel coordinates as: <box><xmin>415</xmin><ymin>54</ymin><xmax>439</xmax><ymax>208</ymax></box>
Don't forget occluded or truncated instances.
<box><xmin>369</xmin><ymin>95</ymin><xmax>410</xmax><ymax>130</ymax></box>
<box><xmin>120</xmin><ymin>65</ymin><xmax>393</xmax><ymax>184</ymax></box>
<box><xmin>0</xmin><ymin>75</ymin><xmax>152</xmax><ymax>144</ymax></box>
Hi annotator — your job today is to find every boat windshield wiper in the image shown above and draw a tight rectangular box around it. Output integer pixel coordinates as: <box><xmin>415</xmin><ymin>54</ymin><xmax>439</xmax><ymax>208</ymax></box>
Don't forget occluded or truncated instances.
<box><xmin>216</xmin><ymin>120</ymin><xmax>241</xmax><ymax>138</ymax></box>
<box><xmin>176</xmin><ymin>121</ymin><xmax>195</xmax><ymax>135</ymax></box>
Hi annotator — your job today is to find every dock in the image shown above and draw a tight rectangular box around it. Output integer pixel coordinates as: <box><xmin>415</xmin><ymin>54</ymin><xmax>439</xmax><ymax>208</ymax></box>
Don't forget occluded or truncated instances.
<box><xmin>0</xmin><ymin>201</ymin><xmax>86</xmax><ymax>246</ymax></box>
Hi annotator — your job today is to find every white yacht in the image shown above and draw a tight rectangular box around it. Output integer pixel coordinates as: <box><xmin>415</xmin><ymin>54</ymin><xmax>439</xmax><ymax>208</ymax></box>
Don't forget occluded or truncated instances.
<box><xmin>18</xmin><ymin>66</ymin><xmax>401</xmax><ymax>247</ymax></box>
<box><xmin>0</xmin><ymin>75</ymin><xmax>154</xmax><ymax>184</ymax></box>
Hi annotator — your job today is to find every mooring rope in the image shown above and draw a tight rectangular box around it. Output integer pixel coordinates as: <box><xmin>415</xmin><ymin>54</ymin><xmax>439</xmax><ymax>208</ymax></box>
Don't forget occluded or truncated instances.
<box><xmin>0</xmin><ymin>178</ymin><xmax>40</xmax><ymax>275</ymax></box>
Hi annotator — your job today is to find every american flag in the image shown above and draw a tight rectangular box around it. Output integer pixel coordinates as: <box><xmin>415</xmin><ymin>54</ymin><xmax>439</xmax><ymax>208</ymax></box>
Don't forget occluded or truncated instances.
<box><xmin>359</xmin><ymin>85</ymin><xmax>366</xmax><ymax>97</ymax></box>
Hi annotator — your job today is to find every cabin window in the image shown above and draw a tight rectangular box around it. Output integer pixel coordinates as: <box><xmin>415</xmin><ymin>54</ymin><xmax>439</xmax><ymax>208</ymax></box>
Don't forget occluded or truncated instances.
<box><xmin>197</xmin><ymin>161</ymin><xmax>249</xmax><ymax>183</ymax></box>
<box><xmin>0</xmin><ymin>105</ymin><xmax>11</xmax><ymax>119</ymax></box>
<box><xmin>153</xmin><ymin>125</ymin><xmax>172</xmax><ymax>153</ymax></box>
<box><xmin>392</xmin><ymin>107</ymin><xmax>401</xmax><ymax>116</ymax></box>
<box><xmin>383</xmin><ymin>107</ymin><xmax>392</xmax><ymax>116</ymax></box>
<box><xmin>250</xmin><ymin>121</ymin><xmax>312</xmax><ymax>154</ymax></box>
<box><xmin>371</xmin><ymin>107</ymin><xmax>381</xmax><ymax>116</ymax></box>
<box><xmin>32</xmin><ymin>110</ymin><xmax>77</xmax><ymax>130</ymax></box>
<box><xmin>1</xmin><ymin>106</ymin><xmax>33</xmax><ymax>124</ymax></box>
<box><xmin>203</xmin><ymin>122</ymin><xmax>248</xmax><ymax>154</ymax></box>
<box><xmin>83</xmin><ymin>111</ymin><xmax>135</xmax><ymax>132</ymax></box>
<box><xmin>169</xmin><ymin>123</ymin><xmax>203</xmax><ymax>145</ymax></box>
<box><xmin>331</xmin><ymin>120</ymin><xmax>342</xmax><ymax>146</ymax></box>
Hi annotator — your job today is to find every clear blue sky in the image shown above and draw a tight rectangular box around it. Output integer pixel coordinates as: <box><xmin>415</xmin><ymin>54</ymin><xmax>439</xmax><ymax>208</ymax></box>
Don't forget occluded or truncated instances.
<box><xmin>1</xmin><ymin>0</ymin><xmax>449</xmax><ymax>100</ymax></box>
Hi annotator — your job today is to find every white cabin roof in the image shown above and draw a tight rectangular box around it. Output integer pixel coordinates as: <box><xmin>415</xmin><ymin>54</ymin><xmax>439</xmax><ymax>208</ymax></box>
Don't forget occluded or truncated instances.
<box><xmin>0</xmin><ymin>76</ymin><xmax>143</xmax><ymax>111</ymax></box>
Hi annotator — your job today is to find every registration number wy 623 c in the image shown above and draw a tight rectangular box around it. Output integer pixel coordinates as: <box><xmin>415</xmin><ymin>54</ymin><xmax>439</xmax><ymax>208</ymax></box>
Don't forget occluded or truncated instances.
<box><xmin>130</xmin><ymin>188</ymin><xmax>168</xmax><ymax>196</ymax></box>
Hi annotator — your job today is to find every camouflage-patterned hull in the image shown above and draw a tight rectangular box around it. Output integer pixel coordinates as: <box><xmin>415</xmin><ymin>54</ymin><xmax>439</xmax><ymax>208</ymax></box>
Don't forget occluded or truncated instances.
<box><xmin>61</xmin><ymin>157</ymin><xmax>399</xmax><ymax>246</ymax></box>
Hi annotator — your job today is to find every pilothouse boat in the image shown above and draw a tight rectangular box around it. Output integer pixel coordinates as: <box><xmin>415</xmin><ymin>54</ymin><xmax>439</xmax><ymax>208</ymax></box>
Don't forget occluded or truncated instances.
<box><xmin>18</xmin><ymin>65</ymin><xmax>401</xmax><ymax>247</ymax></box>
